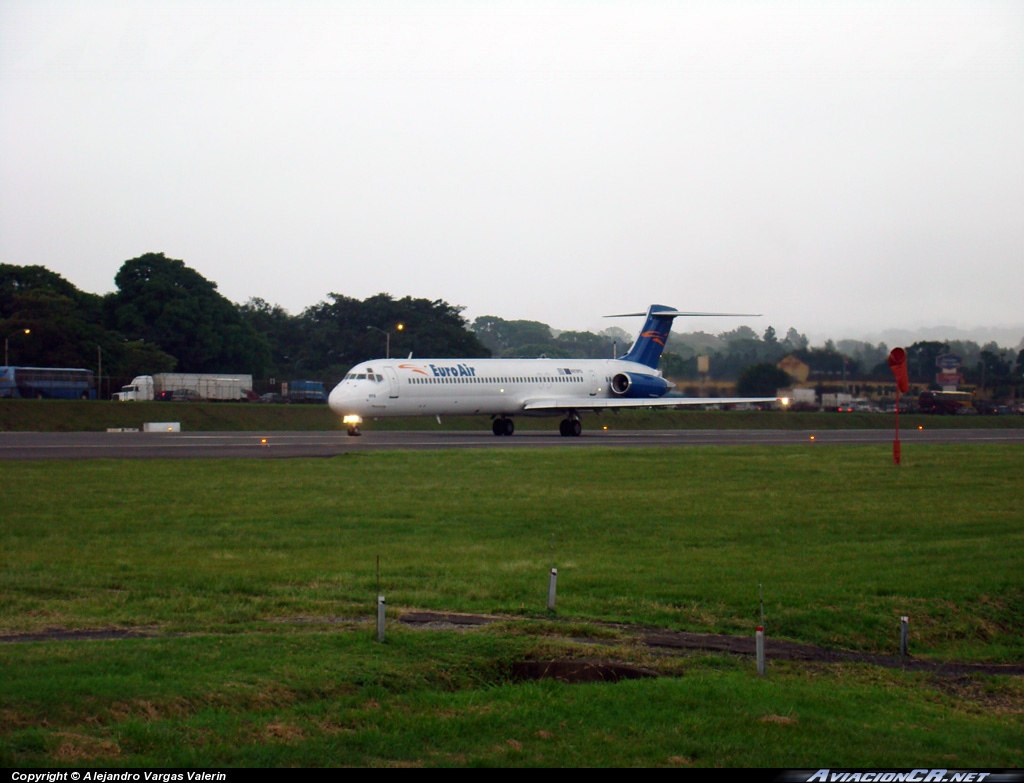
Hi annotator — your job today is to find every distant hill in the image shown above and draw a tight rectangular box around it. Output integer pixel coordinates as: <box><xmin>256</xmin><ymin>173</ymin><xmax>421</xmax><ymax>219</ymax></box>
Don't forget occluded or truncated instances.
<box><xmin>858</xmin><ymin>325</ymin><xmax>1024</xmax><ymax>351</ymax></box>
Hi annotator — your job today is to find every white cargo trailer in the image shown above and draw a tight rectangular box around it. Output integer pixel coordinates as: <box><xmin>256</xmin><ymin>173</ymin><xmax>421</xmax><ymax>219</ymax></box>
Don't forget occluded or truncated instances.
<box><xmin>114</xmin><ymin>373</ymin><xmax>253</xmax><ymax>402</ymax></box>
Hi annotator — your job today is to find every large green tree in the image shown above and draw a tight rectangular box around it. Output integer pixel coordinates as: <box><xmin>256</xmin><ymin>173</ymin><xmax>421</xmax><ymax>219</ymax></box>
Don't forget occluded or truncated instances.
<box><xmin>296</xmin><ymin>293</ymin><xmax>489</xmax><ymax>385</ymax></box>
<box><xmin>977</xmin><ymin>345</ymin><xmax>1015</xmax><ymax>395</ymax></box>
<box><xmin>792</xmin><ymin>345</ymin><xmax>859</xmax><ymax>379</ymax></box>
<box><xmin>905</xmin><ymin>341</ymin><xmax>950</xmax><ymax>385</ymax></box>
<box><xmin>554</xmin><ymin>330</ymin><xmax>620</xmax><ymax>360</ymax></box>
<box><xmin>736</xmin><ymin>362</ymin><xmax>793</xmax><ymax>397</ymax></box>
<box><xmin>107</xmin><ymin>253</ymin><xmax>269</xmax><ymax>375</ymax></box>
<box><xmin>0</xmin><ymin>264</ymin><xmax>98</xmax><ymax>321</ymax></box>
<box><xmin>238</xmin><ymin>298</ymin><xmax>307</xmax><ymax>380</ymax></box>
<box><xmin>471</xmin><ymin>316</ymin><xmax>553</xmax><ymax>356</ymax></box>
<box><xmin>0</xmin><ymin>264</ymin><xmax>175</xmax><ymax>387</ymax></box>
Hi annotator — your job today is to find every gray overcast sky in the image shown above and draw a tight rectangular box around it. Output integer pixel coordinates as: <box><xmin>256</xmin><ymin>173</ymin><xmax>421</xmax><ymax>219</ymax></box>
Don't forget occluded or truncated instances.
<box><xmin>2</xmin><ymin>1</ymin><xmax>1022</xmax><ymax>342</ymax></box>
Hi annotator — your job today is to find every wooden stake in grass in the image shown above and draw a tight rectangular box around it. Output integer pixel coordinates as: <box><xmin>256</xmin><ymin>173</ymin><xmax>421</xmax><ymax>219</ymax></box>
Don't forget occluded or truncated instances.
<box><xmin>756</xmin><ymin>626</ymin><xmax>766</xmax><ymax>676</ymax></box>
<box><xmin>756</xmin><ymin>585</ymin><xmax>768</xmax><ymax>675</ymax></box>
<box><xmin>759</xmin><ymin>582</ymin><xmax>765</xmax><ymax>630</ymax></box>
<box><xmin>900</xmin><ymin>615</ymin><xmax>909</xmax><ymax>656</ymax></box>
<box><xmin>547</xmin><ymin>533</ymin><xmax>557</xmax><ymax>611</ymax></box>
<box><xmin>376</xmin><ymin>554</ymin><xmax>385</xmax><ymax>642</ymax></box>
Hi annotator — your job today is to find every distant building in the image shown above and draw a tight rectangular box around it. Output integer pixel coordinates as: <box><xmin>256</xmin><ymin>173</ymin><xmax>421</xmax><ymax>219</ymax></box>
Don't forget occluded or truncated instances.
<box><xmin>777</xmin><ymin>355</ymin><xmax>810</xmax><ymax>384</ymax></box>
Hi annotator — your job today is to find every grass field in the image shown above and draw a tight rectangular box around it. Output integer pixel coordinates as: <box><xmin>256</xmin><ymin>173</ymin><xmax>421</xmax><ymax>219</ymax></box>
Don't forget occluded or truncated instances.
<box><xmin>2</xmin><ymin>444</ymin><xmax>1022</xmax><ymax>766</ymax></box>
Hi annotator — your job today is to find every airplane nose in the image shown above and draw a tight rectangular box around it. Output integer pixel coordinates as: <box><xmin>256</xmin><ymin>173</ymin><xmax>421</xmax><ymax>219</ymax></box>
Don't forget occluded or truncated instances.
<box><xmin>328</xmin><ymin>382</ymin><xmax>349</xmax><ymax>414</ymax></box>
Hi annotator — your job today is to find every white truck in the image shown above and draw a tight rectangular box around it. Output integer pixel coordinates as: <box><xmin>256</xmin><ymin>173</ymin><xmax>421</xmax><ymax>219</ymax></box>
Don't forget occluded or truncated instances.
<box><xmin>114</xmin><ymin>374</ymin><xmax>254</xmax><ymax>402</ymax></box>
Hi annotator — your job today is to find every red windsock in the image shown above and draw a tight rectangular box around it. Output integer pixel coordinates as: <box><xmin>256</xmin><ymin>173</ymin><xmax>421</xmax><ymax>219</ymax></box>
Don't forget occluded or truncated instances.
<box><xmin>888</xmin><ymin>347</ymin><xmax>910</xmax><ymax>393</ymax></box>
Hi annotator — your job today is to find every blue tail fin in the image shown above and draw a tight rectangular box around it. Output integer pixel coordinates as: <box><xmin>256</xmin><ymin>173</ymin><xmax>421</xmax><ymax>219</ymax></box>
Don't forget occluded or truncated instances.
<box><xmin>610</xmin><ymin>304</ymin><xmax>763</xmax><ymax>370</ymax></box>
<box><xmin>619</xmin><ymin>305</ymin><xmax>678</xmax><ymax>369</ymax></box>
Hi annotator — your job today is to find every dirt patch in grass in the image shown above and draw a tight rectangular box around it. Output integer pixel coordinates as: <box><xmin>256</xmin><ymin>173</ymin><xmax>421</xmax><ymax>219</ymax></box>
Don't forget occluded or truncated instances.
<box><xmin>760</xmin><ymin>714</ymin><xmax>799</xmax><ymax>725</ymax></box>
<box><xmin>4</xmin><ymin>611</ymin><xmax>1023</xmax><ymax>679</ymax></box>
<box><xmin>399</xmin><ymin>611</ymin><xmax>1024</xmax><ymax>678</ymax></box>
<box><xmin>262</xmin><ymin>721</ymin><xmax>305</xmax><ymax>743</ymax></box>
<box><xmin>929</xmin><ymin>676</ymin><xmax>1024</xmax><ymax>713</ymax></box>
<box><xmin>51</xmin><ymin>731</ymin><xmax>122</xmax><ymax>762</ymax></box>
<box><xmin>645</xmin><ymin>629</ymin><xmax>1024</xmax><ymax>677</ymax></box>
<box><xmin>511</xmin><ymin>660</ymin><xmax>658</xmax><ymax>683</ymax></box>
<box><xmin>0</xmin><ymin>627</ymin><xmax>158</xmax><ymax>643</ymax></box>
<box><xmin>400</xmin><ymin>611</ymin><xmax>497</xmax><ymax>628</ymax></box>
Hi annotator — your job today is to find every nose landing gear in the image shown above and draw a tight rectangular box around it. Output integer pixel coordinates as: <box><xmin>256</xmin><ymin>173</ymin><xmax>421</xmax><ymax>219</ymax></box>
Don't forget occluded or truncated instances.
<box><xmin>343</xmin><ymin>415</ymin><xmax>363</xmax><ymax>437</ymax></box>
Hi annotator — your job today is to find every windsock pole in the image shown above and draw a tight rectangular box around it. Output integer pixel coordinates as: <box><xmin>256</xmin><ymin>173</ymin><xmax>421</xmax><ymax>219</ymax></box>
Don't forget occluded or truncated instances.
<box><xmin>888</xmin><ymin>348</ymin><xmax>910</xmax><ymax>466</ymax></box>
<box><xmin>893</xmin><ymin>389</ymin><xmax>901</xmax><ymax>465</ymax></box>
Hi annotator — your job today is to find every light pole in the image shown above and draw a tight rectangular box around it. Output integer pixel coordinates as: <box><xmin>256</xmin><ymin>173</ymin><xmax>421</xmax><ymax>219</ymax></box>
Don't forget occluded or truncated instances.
<box><xmin>4</xmin><ymin>328</ymin><xmax>30</xmax><ymax>366</ymax></box>
<box><xmin>367</xmin><ymin>323</ymin><xmax>404</xmax><ymax>359</ymax></box>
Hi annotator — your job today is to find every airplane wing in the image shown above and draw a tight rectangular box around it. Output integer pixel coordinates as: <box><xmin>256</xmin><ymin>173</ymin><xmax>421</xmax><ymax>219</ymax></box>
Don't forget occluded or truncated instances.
<box><xmin>522</xmin><ymin>396</ymin><xmax>780</xmax><ymax>411</ymax></box>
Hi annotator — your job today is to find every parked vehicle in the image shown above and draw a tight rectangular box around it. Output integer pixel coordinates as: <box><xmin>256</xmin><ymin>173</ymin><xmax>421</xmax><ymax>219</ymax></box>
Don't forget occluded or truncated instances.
<box><xmin>973</xmin><ymin>401</ymin><xmax>1017</xmax><ymax>415</ymax></box>
<box><xmin>0</xmin><ymin>366</ymin><xmax>96</xmax><ymax>399</ymax></box>
<box><xmin>286</xmin><ymin>380</ymin><xmax>326</xmax><ymax>404</ymax></box>
<box><xmin>113</xmin><ymin>373</ymin><xmax>254</xmax><ymax>402</ymax></box>
<box><xmin>918</xmin><ymin>390</ymin><xmax>974</xmax><ymax>415</ymax></box>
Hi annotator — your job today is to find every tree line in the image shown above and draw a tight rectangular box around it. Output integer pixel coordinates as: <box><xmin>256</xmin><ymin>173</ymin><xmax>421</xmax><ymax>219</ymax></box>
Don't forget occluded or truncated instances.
<box><xmin>2</xmin><ymin>254</ymin><xmax>1021</xmax><ymax>398</ymax></box>
<box><xmin>0</xmin><ymin>254</ymin><xmax>489</xmax><ymax>394</ymax></box>
<box><xmin>473</xmin><ymin>315</ymin><xmax>1023</xmax><ymax>398</ymax></box>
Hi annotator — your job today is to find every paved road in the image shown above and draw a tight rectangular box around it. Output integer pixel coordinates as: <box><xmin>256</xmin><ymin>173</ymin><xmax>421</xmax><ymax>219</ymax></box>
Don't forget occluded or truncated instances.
<box><xmin>1</xmin><ymin>428</ymin><xmax>1021</xmax><ymax>460</ymax></box>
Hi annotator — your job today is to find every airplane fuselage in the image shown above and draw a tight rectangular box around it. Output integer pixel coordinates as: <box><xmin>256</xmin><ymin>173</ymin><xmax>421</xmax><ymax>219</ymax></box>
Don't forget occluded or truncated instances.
<box><xmin>328</xmin><ymin>356</ymin><xmax>667</xmax><ymax>420</ymax></box>
<box><xmin>327</xmin><ymin>305</ymin><xmax>778</xmax><ymax>436</ymax></box>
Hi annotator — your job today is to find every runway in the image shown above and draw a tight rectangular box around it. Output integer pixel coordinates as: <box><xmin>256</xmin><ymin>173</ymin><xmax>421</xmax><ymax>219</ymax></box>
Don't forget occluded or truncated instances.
<box><xmin>1</xmin><ymin>428</ymin><xmax>1021</xmax><ymax>460</ymax></box>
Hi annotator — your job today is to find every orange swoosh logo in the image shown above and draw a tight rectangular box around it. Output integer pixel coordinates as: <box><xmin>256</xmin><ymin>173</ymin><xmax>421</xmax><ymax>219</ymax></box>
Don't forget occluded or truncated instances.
<box><xmin>641</xmin><ymin>330</ymin><xmax>666</xmax><ymax>346</ymax></box>
<box><xmin>398</xmin><ymin>363</ymin><xmax>429</xmax><ymax>375</ymax></box>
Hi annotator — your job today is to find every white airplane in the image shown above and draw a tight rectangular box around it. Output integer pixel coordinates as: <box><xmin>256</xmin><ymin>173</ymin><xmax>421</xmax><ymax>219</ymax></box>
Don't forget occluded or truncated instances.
<box><xmin>328</xmin><ymin>304</ymin><xmax>780</xmax><ymax>436</ymax></box>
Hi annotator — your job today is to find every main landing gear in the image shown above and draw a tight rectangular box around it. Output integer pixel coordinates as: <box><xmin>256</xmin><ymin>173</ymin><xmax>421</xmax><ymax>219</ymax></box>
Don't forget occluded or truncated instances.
<box><xmin>491</xmin><ymin>416</ymin><xmax>581</xmax><ymax>437</ymax></box>
<box><xmin>559</xmin><ymin>417</ymin><xmax>582</xmax><ymax>437</ymax></box>
<box><xmin>492</xmin><ymin>417</ymin><xmax>514</xmax><ymax>436</ymax></box>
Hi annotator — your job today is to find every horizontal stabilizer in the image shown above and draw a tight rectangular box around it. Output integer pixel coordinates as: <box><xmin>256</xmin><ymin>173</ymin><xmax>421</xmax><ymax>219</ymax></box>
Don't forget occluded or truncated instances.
<box><xmin>612</xmin><ymin>304</ymin><xmax>761</xmax><ymax>369</ymax></box>
<box><xmin>606</xmin><ymin>310</ymin><xmax>762</xmax><ymax>318</ymax></box>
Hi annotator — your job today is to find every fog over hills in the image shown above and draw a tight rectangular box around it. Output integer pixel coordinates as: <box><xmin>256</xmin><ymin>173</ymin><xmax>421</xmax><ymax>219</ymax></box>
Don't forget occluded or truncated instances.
<box><xmin>822</xmin><ymin>325</ymin><xmax>1024</xmax><ymax>351</ymax></box>
<box><xmin>4</xmin><ymin>2</ymin><xmax>1021</xmax><ymax>346</ymax></box>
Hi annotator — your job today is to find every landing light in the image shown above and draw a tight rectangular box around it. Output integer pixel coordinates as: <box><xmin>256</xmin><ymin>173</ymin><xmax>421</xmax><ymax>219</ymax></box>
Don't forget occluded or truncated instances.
<box><xmin>343</xmin><ymin>414</ymin><xmax>363</xmax><ymax>425</ymax></box>
<box><xmin>780</xmin><ymin>397</ymin><xmax>790</xmax><ymax>407</ymax></box>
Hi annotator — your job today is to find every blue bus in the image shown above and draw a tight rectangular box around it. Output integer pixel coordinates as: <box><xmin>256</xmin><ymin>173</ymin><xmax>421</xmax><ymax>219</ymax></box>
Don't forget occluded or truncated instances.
<box><xmin>287</xmin><ymin>379</ymin><xmax>326</xmax><ymax>403</ymax></box>
<box><xmin>0</xmin><ymin>367</ymin><xmax>96</xmax><ymax>400</ymax></box>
